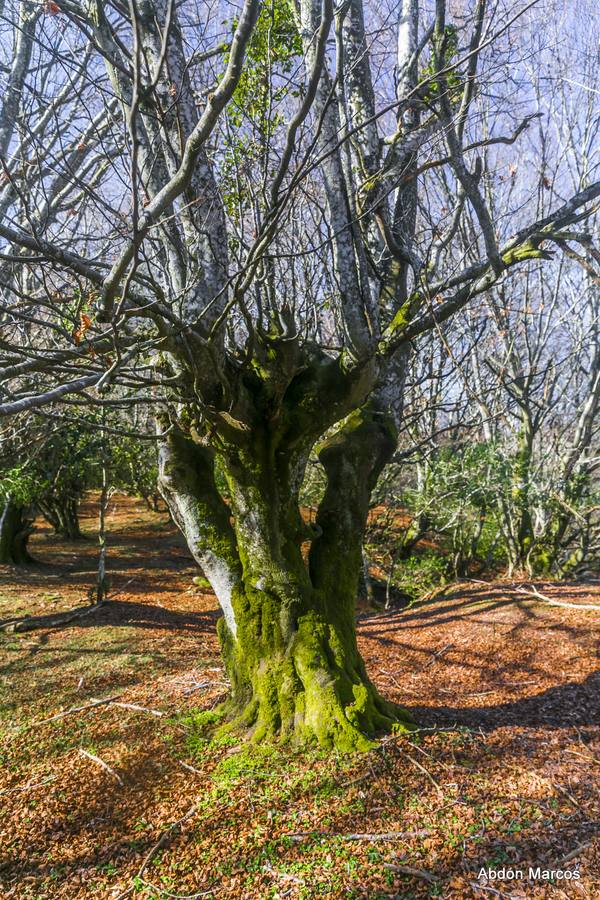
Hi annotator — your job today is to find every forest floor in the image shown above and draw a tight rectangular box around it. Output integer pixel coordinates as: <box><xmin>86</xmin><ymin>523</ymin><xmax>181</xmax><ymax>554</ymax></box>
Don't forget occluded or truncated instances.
<box><xmin>0</xmin><ymin>495</ymin><xmax>599</xmax><ymax>900</ymax></box>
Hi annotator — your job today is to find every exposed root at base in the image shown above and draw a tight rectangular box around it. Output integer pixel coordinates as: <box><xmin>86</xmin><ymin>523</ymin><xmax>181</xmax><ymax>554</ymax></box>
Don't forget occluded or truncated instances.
<box><xmin>216</xmin><ymin>689</ymin><xmax>415</xmax><ymax>752</ymax></box>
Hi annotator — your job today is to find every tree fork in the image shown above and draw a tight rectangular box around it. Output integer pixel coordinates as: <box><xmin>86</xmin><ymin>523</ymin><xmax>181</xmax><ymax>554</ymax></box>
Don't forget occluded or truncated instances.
<box><xmin>158</xmin><ymin>418</ymin><xmax>412</xmax><ymax>750</ymax></box>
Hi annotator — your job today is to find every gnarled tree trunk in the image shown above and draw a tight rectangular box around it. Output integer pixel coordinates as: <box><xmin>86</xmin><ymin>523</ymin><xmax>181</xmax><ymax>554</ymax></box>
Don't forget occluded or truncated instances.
<box><xmin>158</xmin><ymin>404</ymin><xmax>411</xmax><ymax>751</ymax></box>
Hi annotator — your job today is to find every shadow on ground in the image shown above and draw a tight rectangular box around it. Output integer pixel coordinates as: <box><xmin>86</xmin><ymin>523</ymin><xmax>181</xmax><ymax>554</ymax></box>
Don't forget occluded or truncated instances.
<box><xmin>411</xmin><ymin>668</ymin><xmax>600</xmax><ymax>729</ymax></box>
<box><xmin>0</xmin><ymin>599</ymin><xmax>219</xmax><ymax>636</ymax></box>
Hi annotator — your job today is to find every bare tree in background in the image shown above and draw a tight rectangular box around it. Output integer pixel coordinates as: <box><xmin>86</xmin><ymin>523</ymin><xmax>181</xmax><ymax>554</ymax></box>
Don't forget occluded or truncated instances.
<box><xmin>1</xmin><ymin>0</ymin><xmax>599</xmax><ymax>748</ymax></box>
<box><xmin>440</xmin><ymin>11</ymin><xmax>600</xmax><ymax>576</ymax></box>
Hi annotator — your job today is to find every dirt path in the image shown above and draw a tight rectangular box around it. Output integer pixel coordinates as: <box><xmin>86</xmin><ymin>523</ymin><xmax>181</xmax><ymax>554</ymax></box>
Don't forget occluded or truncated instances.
<box><xmin>1</xmin><ymin>495</ymin><xmax>598</xmax><ymax>898</ymax></box>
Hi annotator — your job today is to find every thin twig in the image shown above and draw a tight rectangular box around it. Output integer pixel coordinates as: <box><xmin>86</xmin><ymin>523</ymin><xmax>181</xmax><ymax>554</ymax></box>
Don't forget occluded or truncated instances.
<box><xmin>0</xmin><ymin>775</ymin><xmax>57</xmax><ymax>796</ymax></box>
<box><xmin>179</xmin><ymin>761</ymin><xmax>204</xmax><ymax>775</ymax></box>
<box><xmin>90</xmin><ymin>697</ymin><xmax>166</xmax><ymax>717</ymax></box>
<box><xmin>183</xmin><ymin>681</ymin><xmax>228</xmax><ymax>695</ymax></box>
<box><xmin>25</xmin><ymin>695</ymin><xmax>122</xmax><ymax>730</ymax></box>
<box><xmin>558</xmin><ymin>840</ymin><xmax>593</xmax><ymax>864</ymax></box>
<box><xmin>339</xmin><ymin>830</ymin><xmax>430</xmax><ymax>842</ymax></box>
<box><xmin>129</xmin><ymin>879</ymin><xmax>212</xmax><ymax>899</ymax></box>
<box><xmin>405</xmin><ymin>739</ymin><xmax>453</xmax><ymax>772</ymax></box>
<box><xmin>552</xmin><ymin>781</ymin><xmax>582</xmax><ymax>810</ymax></box>
<box><xmin>563</xmin><ymin>748</ymin><xmax>599</xmax><ymax>765</ymax></box>
<box><xmin>399</xmin><ymin>749</ymin><xmax>443</xmax><ymax>795</ymax></box>
<box><xmin>384</xmin><ymin>863</ymin><xmax>438</xmax><ymax>883</ymax></box>
<box><xmin>285</xmin><ymin>829</ymin><xmax>429</xmax><ymax>843</ymax></box>
<box><xmin>263</xmin><ymin>862</ymin><xmax>306</xmax><ymax>884</ymax></box>
<box><xmin>0</xmin><ymin>600</ymin><xmax>105</xmax><ymax>634</ymax></box>
<box><xmin>420</xmin><ymin>643</ymin><xmax>454</xmax><ymax>670</ymax></box>
<box><xmin>469</xmin><ymin>882</ymin><xmax>507</xmax><ymax>897</ymax></box>
<box><xmin>115</xmin><ymin>803</ymin><xmax>200</xmax><ymax>900</ymax></box>
<box><xmin>79</xmin><ymin>749</ymin><xmax>124</xmax><ymax>785</ymax></box>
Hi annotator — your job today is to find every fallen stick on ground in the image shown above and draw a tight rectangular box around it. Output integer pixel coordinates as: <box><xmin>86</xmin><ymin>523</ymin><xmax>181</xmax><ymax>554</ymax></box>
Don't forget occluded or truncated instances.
<box><xmin>514</xmin><ymin>584</ymin><xmax>600</xmax><ymax>611</ymax></box>
<box><xmin>79</xmin><ymin>749</ymin><xmax>124</xmax><ymax>786</ymax></box>
<box><xmin>399</xmin><ymin>749</ymin><xmax>443</xmax><ymax>795</ymax></box>
<box><xmin>0</xmin><ymin>775</ymin><xmax>57</xmax><ymax>796</ymax></box>
<box><xmin>469</xmin><ymin>882</ymin><xmax>506</xmax><ymax>897</ymax></box>
<box><xmin>0</xmin><ymin>600</ymin><xmax>106</xmax><ymax>633</ymax></box>
<box><xmin>183</xmin><ymin>681</ymin><xmax>229</xmax><ymax>695</ymax></box>
<box><xmin>115</xmin><ymin>802</ymin><xmax>200</xmax><ymax>900</ymax></box>
<box><xmin>105</xmin><ymin>576</ymin><xmax>138</xmax><ymax>603</ymax></box>
<box><xmin>563</xmin><ymin>748</ymin><xmax>599</xmax><ymax>764</ymax></box>
<box><xmin>384</xmin><ymin>863</ymin><xmax>438</xmax><ymax>883</ymax></box>
<box><xmin>420</xmin><ymin>643</ymin><xmax>454</xmax><ymax>670</ymax></box>
<box><xmin>126</xmin><ymin>879</ymin><xmax>212</xmax><ymax>899</ymax></box>
<box><xmin>25</xmin><ymin>695</ymin><xmax>122</xmax><ymax>730</ymax></box>
<box><xmin>338</xmin><ymin>830</ymin><xmax>430</xmax><ymax>842</ymax></box>
<box><xmin>558</xmin><ymin>839</ymin><xmax>594</xmax><ymax>864</ymax></box>
<box><xmin>552</xmin><ymin>781</ymin><xmax>582</xmax><ymax>809</ymax></box>
<box><xmin>263</xmin><ymin>862</ymin><xmax>306</xmax><ymax>884</ymax></box>
<box><xmin>179</xmin><ymin>761</ymin><xmax>204</xmax><ymax>775</ymax></box>
<box><xmin>405</xmin><ymin>739</ymin><xmax>453</xmax><ymax>772</ymax></box>
<box><xmin>419</xmin><ymin>582</ymin><xmax>454</xmax><ymax>602</ymax></box>
<box><xmin>285</xmin><ymin>829</ymin><xmax>429</xmax><ymax>843</ymax></box>
<box><xmin>90</xmin><ymin>697</ymin><xmax>166</xmax><ymax>717</ymax></box>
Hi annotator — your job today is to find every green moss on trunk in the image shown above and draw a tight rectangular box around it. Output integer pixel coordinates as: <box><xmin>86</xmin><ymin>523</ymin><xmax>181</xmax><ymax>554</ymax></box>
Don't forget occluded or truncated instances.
<box><xmin>212</xmin><ymin>407</ymin><xmax>412</xmax><ymax>750</ymax></box>
<box><xmin>160</xmin><ymin>406</ymin><xmax>413</xmax><ymax>753</ymax></box>
<box><xmin>218</xmin><ymin>596</ymin><xmax>412</xmax><ymax>750</ymax></box>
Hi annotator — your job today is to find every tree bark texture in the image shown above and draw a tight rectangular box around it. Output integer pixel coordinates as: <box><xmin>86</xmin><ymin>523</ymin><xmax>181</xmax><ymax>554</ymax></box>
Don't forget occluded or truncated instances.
<box><xmin>158</xmin><ymin>404</ymin><xmax>412</xmax><ymax>751</ymax></box>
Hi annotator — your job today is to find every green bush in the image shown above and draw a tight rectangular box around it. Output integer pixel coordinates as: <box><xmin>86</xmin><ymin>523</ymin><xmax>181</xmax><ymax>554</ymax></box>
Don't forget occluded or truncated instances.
<box><xmin>391</xmin><ymin>551</ymin><xmax>449</xmax><ymax>601</ymax></box>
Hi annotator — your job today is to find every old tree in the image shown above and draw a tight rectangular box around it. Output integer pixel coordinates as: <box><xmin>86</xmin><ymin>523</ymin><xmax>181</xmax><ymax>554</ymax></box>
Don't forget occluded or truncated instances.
<box><xmin>1</xmin><ymin>0</ymin><xmax>599</xmax><ymax>748</ymax></box>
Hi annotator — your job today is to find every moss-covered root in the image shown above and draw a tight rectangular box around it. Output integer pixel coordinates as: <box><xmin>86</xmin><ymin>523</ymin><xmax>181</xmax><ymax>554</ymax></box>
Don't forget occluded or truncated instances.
<box><xmin>291</xmin><ymin>612</ymin><xmax>414</xmax><ymax>750</ymax></box>
<box><xmin>297</xmin><ymin>678</ymin><xmax>414</xmax><ymax>752</ymax></box>
<box><xmin>218</xmin><ymin>613</ymin><xmax>414</xmax><ymax>752</ymax></box>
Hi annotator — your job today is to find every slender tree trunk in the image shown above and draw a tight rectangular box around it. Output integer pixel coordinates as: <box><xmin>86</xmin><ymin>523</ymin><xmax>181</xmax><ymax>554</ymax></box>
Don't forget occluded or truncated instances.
<box><xmin>60</xmin><ymin>497</ymin><xmax>83</xmax><ymax>540</ymax></box>
<box><xmin>0</xmin><ymin>499</ymin><xmax>34</xmax><ymax>564</ymax></box>
<box><xmin>39</xmin><ymin>495</ymin><xmax>83</xmax><ymax>540</ymax></box>
<box><xmin>38</xmin><ymin>498</ymin><xmax>60</xmax><ymax>534</ymax></box>
<box><xmin>158</xmin><ymin>412</ymin><xmax>412</xmax><ymax>750</ymax></box>
<box><xmin>503</xmin><ymin>416</ymin><xmax>536</xmax><ymax>574</ymax></box>
<box><xmin>514</xmin><ymin>426</ymin><xmax>535</xmax><ymax>557</ymax></box>
<box><xmin>96</xmin><ymin>463</ymin><xmax>109</xmax><ymax>603</ymax></box>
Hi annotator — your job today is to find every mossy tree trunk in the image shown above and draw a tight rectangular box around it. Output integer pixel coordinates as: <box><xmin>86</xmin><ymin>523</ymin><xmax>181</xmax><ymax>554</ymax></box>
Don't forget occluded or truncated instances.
<box><xmin>158</xmin><ymin>384</ymin><xmax>412</xmax><ymax>751</ymax></box>
<box><xmin>0</xmin><ymin>499</ymin><xmax>34</xmax><ymax>565</ymax></box>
